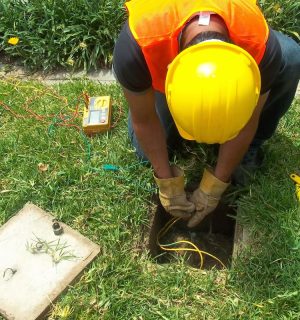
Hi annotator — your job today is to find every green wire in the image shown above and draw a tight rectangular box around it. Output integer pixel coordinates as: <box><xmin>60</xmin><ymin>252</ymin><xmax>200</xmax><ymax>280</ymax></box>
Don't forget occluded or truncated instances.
<box><xmin>47</xmin><ymin>115</ymin><xmax>155</xmax><ymax>193</ymax></box>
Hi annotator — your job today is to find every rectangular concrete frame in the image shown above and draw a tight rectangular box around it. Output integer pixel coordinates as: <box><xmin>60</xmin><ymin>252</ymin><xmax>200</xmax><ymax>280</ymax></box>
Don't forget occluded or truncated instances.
<box><xmin>146</xmin><ymin>197</ymin><xmax>249</xmax><ymax>268</ymax></box>
<box><xmin>232</xmin><ymin>221</ymin><xmax>250</xmax><ymax>260</ymax></box>
<box><xmin>0</xmin><ymin>203</ymin><xmax>100</xmax><ymax>320</ymax></box>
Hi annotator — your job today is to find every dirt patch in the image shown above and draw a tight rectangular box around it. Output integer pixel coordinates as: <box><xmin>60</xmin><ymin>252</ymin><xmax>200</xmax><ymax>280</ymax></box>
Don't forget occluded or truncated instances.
<box><xmin>146</xmin><ymin>194</ymin><xmax>236</xmax><ymax>270</ymax></box>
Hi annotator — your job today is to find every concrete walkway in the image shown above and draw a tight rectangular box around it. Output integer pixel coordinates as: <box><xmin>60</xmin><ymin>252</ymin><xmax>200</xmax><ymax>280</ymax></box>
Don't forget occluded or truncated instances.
<box><xmin>0</xmin><ymin>65</ymin><xmax>299</xmax><ymax>95</ymax></box>
<box><xmin>0</xmin><ymin>65</ymin><xmax>115</xmax><ymax>85</ymax></box>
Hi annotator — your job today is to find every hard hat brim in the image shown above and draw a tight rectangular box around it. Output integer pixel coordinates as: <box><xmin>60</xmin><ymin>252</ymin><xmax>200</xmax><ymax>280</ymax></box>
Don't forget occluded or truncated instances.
<box><xmin>176</xmin><ymin>123</ymin><xmax>195</xmax><ymax>141</ymax></box>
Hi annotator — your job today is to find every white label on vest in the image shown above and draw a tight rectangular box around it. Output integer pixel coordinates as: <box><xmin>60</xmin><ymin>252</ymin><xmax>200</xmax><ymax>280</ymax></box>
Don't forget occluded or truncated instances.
<box><xmin>198</xmin><ymin>11</ymin><xmax>211</xmax><ymax>26</ymax></box>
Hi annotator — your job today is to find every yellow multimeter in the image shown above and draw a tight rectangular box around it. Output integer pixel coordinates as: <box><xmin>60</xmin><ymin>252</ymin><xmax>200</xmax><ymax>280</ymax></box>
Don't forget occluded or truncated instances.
<box><xmin>82</xmin><ymin>96</ymin><xmax>112</xmax><ymax>135</ymax></box>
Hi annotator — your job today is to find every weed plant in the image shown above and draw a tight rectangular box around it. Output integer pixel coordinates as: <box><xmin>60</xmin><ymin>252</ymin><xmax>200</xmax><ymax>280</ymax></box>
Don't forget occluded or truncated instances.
<box><xmin>0</xmin><ymin>0</ymin><xmax>299</xmax><ymax>71</ymax></box>
<box><xmin>0</xmin><ymin>79</ymin><xmax>300</xmax><ymax>319</ymax></box>
<box><xmin>259</xmin><ymin>0</ymin><xmax>300</xmax><ymax>40</ymax></box>
<box><xmin>0</xmin><ymin>0</ymin><xmax>125</xmax><ymax>71</ymax></box>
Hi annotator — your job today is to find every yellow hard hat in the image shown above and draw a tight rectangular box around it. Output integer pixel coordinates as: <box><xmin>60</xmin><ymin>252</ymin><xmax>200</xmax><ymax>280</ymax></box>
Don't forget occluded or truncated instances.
<box><xmin>165</xmin><ymin>41</ymin><xmax>261</xmax><ymax>144</ymax></box>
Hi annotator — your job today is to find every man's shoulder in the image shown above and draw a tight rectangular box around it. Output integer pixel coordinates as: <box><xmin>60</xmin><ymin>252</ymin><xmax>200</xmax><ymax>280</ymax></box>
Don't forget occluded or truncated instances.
<box><xmin>113</xmin><ymin>21</ymin><xmax>152</xmax><ymax>92</ymax></box>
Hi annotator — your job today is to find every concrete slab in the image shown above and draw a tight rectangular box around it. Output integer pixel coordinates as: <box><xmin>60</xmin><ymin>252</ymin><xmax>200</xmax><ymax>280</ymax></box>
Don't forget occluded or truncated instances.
<box><xmin>0</xmin><ymin>203</ymin><xmax>100</xmax><ymax>320</ymax></box>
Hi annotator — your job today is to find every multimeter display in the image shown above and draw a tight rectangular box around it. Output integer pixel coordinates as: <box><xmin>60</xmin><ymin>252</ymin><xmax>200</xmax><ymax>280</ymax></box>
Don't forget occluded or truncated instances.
<box><xmin>88</xmin><ymin>110</ymin><xmax>102</xmax><ymax>125</ymax></box>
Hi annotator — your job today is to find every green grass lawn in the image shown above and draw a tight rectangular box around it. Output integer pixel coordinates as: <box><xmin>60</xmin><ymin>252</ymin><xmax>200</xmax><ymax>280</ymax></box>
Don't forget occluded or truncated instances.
<box><xmin>0</xmin><ymin>78</ymin><xmax>300</xmax><ymax>319</ymax></box>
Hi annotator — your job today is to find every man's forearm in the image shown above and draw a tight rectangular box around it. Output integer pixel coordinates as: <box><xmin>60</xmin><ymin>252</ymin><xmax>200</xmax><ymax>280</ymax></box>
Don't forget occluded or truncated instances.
<box><xmin>214</xmin><ymin>92</ymin><xmax>269</xmax><ymax>182</ymax></box>
<box><xmin>123</xmin><ymin>88</ymin><xmax>172</xmax><ymax>178</ymax></box>
<box><xmin>214</xmin><ymin>121</ymin><xmax>258</xmax><ymax>182</ymax></box>
<box><xmin>133</xmin><ymin>117</ymin><xmax>172</xmax><ymax>178</ymax></box>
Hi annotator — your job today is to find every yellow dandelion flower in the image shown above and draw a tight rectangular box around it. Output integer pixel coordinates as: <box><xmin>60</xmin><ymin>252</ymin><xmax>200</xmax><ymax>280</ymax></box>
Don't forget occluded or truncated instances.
<box><xmin>79</xmin><ymin>42</ymin><xmax>87</xmax><ymax>49</ymax></box>
<box><xmin>273</xmin><ymin>4</ymin><xmax>282</xmax><ymax>13</ymax></box>
<box><xmin>8</xmin><ymin>37</ymin><xmax>19</xmax><ymax>45</ymax></box>
<box><xmin>67</xmin><ymin>58</ymin><xmax>75</xmax><ymax>66</ymax></box>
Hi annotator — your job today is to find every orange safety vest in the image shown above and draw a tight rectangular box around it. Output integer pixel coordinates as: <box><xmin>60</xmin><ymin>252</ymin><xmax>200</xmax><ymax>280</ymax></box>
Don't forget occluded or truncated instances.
<box><xmin>126</xmin><ymin>0</ymin><xmax>269</xmax><ymax>93</ymax></box>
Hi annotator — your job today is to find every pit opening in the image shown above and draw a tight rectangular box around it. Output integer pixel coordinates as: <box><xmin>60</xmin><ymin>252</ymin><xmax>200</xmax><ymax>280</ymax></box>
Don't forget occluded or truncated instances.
<box><xmin>146</xmin><ymin>192</ymin><xmax>237</xmax><ymax>270</ymax></box>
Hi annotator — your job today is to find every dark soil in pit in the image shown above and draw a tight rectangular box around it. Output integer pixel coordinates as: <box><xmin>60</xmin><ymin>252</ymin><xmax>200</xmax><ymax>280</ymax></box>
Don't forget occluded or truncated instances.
<box><xmin>146</xmin><ymin>194</ymin><xmax>237</xmax><ymax>270</ymax></box>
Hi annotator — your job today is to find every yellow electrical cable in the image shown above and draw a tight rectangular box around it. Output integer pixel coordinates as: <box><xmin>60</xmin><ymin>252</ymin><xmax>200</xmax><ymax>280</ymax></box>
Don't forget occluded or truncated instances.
<box><xmin>296</xmin><ymin>184</ymin><xmax>300</xmax><ymax>202</ymax></box>
<box><xmin>157</xmin><ymin>217</ymin><xmax>226</xmax><ymax>269</ymax></box>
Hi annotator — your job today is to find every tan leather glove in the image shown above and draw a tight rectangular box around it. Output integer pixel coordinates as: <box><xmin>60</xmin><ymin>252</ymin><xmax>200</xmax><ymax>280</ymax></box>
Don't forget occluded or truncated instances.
<box><xmin>154</xmin><ymin>165</ymin><xmax>195</xmax><ymax>219</ymax></box>
<box><xmin>187</xmin><ymin>169</ymin><xmax>230</xmax><ymax>228</ymax></box>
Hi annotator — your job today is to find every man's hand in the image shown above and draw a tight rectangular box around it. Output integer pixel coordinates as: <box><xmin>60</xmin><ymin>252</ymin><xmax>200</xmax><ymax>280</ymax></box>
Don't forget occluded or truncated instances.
<box><xmin>154</xmin><ymin>165</ymin><xmax>195</xmax><ymax>218</ymax></box>
<box><xmin>187</xmin><ymin>169</ymin><xmax>230</xmax><ymax>228</ymax></box>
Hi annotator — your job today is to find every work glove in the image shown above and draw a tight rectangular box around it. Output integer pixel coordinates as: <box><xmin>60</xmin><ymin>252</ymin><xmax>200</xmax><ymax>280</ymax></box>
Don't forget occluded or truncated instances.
<box><xmin>187</xmin><ymin>169</ymin><xmax>230</xmax><ymax>228</ymax></box>
<box><xmin>154</xmin><ymin>165</ymin><xmax>195</xmax><ymax>219</ymax></box>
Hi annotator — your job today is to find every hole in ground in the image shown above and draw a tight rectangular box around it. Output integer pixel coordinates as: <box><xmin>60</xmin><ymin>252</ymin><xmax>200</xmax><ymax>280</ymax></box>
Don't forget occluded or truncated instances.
<box><xmin>146</xmin><ymin>194</ymin><xmax>237</xmax><ymax>270</ymax></box>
